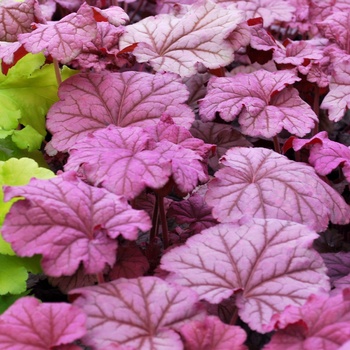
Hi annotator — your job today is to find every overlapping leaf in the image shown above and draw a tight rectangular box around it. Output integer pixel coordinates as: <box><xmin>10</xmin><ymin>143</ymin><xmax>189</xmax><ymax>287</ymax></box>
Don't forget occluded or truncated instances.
<box><xmin>199</xmin><ymin>69</ymin><xmax>318</xmax><ymax>137</ymax></box>
<box><xmin>72</xmin><ymin>277</ymin><xmax>205</xmax><ymax>350</ymax></box>
<box><xmin>321</xmin><ymin>252</ymin><xmax>350</xmax><ymax>285</ymax></box>
<box><xmin>0</xmin><ymin>296</ymin><xmax>86</xmax><ymax>349</ymax></box>
<box><xmin>205</xmin><ymin>147</ymin><xmax>350</xmax><ymax>231</ymax></box>
<box><xmin>2</xmin><ymin>171</ymin><xmax>151</xmax><ymax>276</ymax></box>
<box><xmin>47</xmin><ymin>71</ymin><xmax>194</xmax><ymax>152</ymax></box>
<box><xmin>161</xmin><ymin>218</ymin><xmax>329</xmax><ymax>332</ymax></box>
<box><xmin>119</xmin><ymin>0</ymin><xmax>244</xmax><ymax>77</ymax></box>
<box><xmin>266</xmin><ymin>289</ymin><xmax>350</xmax><ymax>349</ymax></box>
<box><xmin>65</xmin><ymin>125</ymin><xmax>172</xmax><ymax>199</ymax></box>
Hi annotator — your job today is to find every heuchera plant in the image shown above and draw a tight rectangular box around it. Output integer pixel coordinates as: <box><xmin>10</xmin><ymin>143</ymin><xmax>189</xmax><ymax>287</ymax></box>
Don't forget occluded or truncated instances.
<box><xmin>2</xmin><ymin>0</ymin><xmax>350</xmax><ymax>349</ymax></box>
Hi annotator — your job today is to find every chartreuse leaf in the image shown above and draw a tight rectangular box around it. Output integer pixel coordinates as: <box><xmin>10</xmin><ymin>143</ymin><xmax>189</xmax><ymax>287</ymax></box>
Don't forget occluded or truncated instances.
<box><xmin>0</xmin><ymin>158</ymin><xmax>54</xmax><ymax>300</ymax></box>
<box><xmin>0</xmin><ymin>52</ymin><xmax>76</xmax><ymax>151</ymax></box>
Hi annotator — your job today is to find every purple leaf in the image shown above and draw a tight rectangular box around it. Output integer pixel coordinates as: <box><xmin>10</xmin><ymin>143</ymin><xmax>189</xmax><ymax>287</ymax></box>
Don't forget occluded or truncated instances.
<box><xmin>205</xmin><ymin>147</ymin><xmax>350</xmax><ymax>231</ymax></box>
<box><xmin>321</xmin><ymin>252</ymin><xmax>350</xmax><ymax>286</ymax></box>
<box><xmin>18</xmin><ymin>3</ymin><xmax>98</xmax><ymax>63</ymax></box>
<box><xmin>0</xmin><ymin>0</ymin><xmax>43</xmax><ymax>42</ymax></box>
<box><xmin>266</xmin><ymin>289</ymin><xmax>350</xmax><ymax>350</ymax></box>
<box><xmin>119</xmin><ymin>0</ymin><xmax>244</xmax><ymax>77</ymax></box>
<box><xmin>291</xmin><ymin>131</ymin><xmax>350</xmax><ymax>181</ymax></box>
<box><xmin>161</xmin><ymin>219</ymin><xmax>329</xmax><ymax>332</ymax></box>
<box><xmin>2</xmin><ymin>171</ymin><xmax>151</xmax><ymax>276</ymax></box>
<box><xmin>321</xmin><ymin>57</ymin><xmax>350</xmax><ymax>121</ymax></box>
<box><xmin>47</xmin><ymin>71</ymin><xmax>194</xmax><ymax>152</ymax></box>
<box><xmin>65</xmin><ymin>125</ymin><xmax>172</xmax><ymax>199</ymax></box>
<box><xmin>72</xmin><ymin>277</ymin><xmax>205</xmax><ymax>349</ymax></box>
<box><xmin>199</xmin><ymin>70</ymin><xmax>318</xmax><ymax>137</ymax></box>
<box><xmin>180</xmin><ymin>316</ymin><xmax>247</xmax><ymax>350</ymax></box>
<box><xmin>0</xmin><ymin>296</ymin><xmax>86</xmax><ymax>349</ymax></box>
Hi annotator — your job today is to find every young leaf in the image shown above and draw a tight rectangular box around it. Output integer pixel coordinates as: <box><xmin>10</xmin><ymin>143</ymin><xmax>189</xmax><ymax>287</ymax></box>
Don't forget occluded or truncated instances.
<box><xmin>65</xmin><ymin>125</ymin><xmax>172</xmax><ymax>199</ymax></box>
<box><xmin>0</xmin><ymin>296</ymin><xmax>86</xmax><ymax>349</ymax></box>
<box><xmin>266</xmin><ymin>289</ymin><xmax>350</xmax><ymax>349</ymax></box>
<box><xmin>199</xmin><ymin>70</ymin><xmax>318</xmax><ymax>138</ymax></box>
<box><xmin>2</xmin><ymin>171</ymin><xmax>151</xmax><ymax>276</ymax></box>
<box><xmin>180</xmin><ymin>315</ymin><xmax>247</xmax><ymax>350</ymax></box>
<box><xmin>205</xmin><ymin>147</ymin><xmax>350</xmax><ymax>231</ymax></box>
<box><xmin>47</xmin><ymin>71</ymin><xmax>194</xmax><ymax>152</ymax></box>
<box><xmin>119</xmin><ymin>0</ymin><xmax>244</xmax><ymax>77</ymax></box>
<box><xmin>72</xmin><ymin>277</ymin><xmax>205</xmax><ymax>350</ymax></box>
<box><xmin>161</xmin><ymin>218</ymin><xmax>329</xmax><ymax>333</ymax></box>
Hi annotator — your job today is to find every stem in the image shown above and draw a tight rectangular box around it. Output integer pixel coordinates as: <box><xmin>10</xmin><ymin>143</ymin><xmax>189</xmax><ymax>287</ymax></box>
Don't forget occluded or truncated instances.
<box><xmin>149</xmin><ymin>196</ymin><xmax>159</xmax><ymax>242</ymax></box>
<box><xmin>273</xmin><ymin>136</ymin><xmax>281</xmax><ymax>154</ymax></box>
<box><xmin>96</xmin><ymin>272</ymin><xmax>105</xmax><ymax>284</ymax></box>
<box><xmin>129</xmin><ymin>0</ymin><xmax>145</xmax><ymax>23</ymax></box>
<box><xmin>158</xmin><ymin>195</ymin><xmax>169</xmax><ymax>249</ymax></box>
<box><xmin>53</xmin><ymin>59</ymin><xmax>62</xmax><ymax>86</ymax></box>
<box><xmin>229</xmin><ymin>306</ymin><xmax>239</xmax><ymax>325</ymax></box>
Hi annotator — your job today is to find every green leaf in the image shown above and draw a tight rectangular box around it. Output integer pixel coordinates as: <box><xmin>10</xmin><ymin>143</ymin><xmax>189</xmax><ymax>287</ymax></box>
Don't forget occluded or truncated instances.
<box><xmin>0</xmin><ymin>291</ymin><xmax>30</xmax><ymax>314</ymax></box>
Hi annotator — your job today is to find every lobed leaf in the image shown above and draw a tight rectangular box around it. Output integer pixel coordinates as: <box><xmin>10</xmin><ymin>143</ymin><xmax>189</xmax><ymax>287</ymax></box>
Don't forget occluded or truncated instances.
<box><xmin>161</xmin><ymin>218</ymin><xmax>329</xmax><ymax>332</ymax></box>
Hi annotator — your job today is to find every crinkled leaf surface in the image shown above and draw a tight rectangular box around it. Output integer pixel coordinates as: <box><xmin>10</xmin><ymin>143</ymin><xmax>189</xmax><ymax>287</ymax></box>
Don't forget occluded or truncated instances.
<box><xmin>47</xmin><ymin>71</ymin><xmax>194</xmax><ymax>152</ymax></box>
<box><xmin>72</xmin><ymin>276</ymin><xmax>205</xmax><ymax>350</ymax></box>
<box><xmin>199</xmin><ymin>70</ymin><xmax>318</xmax><ymax>137</ymax></box>
<box><xmin>2</xmin><ymin>171</ymin><xmax>151</xmax><ymax>276</ymax></box>
<box><xmin>18</xmin><ymin>3</ymin><xmax>97</xmax><ymax>63</ymax></box>
<box><xmin>321</xmin><ymin>57</ymin><xmax>350</xmax><ymax>121</ymax></box>
<box><xmin>291</xmin><ymin>131</ymin><xmax>350</xmax><ymax>181</ymax></box>
<box><xmin>161</xmin><ymin>219</ymin><xmax>329</xmax><ymax>333</ymax></box>
<box><xmin>205</xmin><ymin>147</ymin><xmax>350</xmax><ymax>231</ymax></box>
<box><xmin>0</xmin><ymin>0</ymin><xmax>41</xmax><ymax>42</ymax></box>
<box><xmin>0</xmin><ymin>296</ymin><xmax>86</xmax><ymax>349</ymax></box>
<box><xmin>65</xmin><ymin>125</ymin><xmax>172</xmax><ymax>199</ymax></box>
<box><xmin>180</xmin><ymin>315</ymin><xmax>247</xmax><ymax>350</ymax></box>
<box><xmin>265</xmin><ymin>289</ymin><xmax>350</xmax><ymax>350</ymax></box>
<box><xmin>119</xmin><ymin>0</ymin><xmax>244</xmax><ymax>77</ymax></box>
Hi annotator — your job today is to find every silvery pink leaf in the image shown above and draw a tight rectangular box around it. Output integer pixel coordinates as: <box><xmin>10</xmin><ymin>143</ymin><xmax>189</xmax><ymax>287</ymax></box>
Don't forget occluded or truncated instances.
<box><xmin>200</xmin><ymin>70</ymin><xmax>317</xmax><ymax>137</ymax></box>
<box><xmin>0</xmin><ymin>41</ymin><xmax>23</xmax><ymax>64</ymax></box>
<box><xmin>161</xmin><ymin>218</ymin><xmax>329</xmax><ymax>332</ymax></box>
<box><xmin>168</xmin><ymin>193</ymin><xmax>218</xmax><ymax>235</ymax></box>
<box><xmin>93</xmin><ymin>5</ymin><xmax>129</xmax><ymax>26</ymax></box>
<box><xmin>233</xmin><ymin>0</ymin><xmax>295</xmax><ymax>27</ymax></box>
<box><xmin>266</xmin><ymin>289</ymin><xmax>350</xmax><ymax>349</ymax></box>
<box><xmin>2</xmin><ymin>171</ymin><xmax>151</xmax><ymax>276</ymax></box>
<box><xmin>321</xmin><ymin>252</ymin><xmax>350</xmax><ymax>285</ymax></box>
<box><xmin>190</xmin><ymin>120</ymin><xmax>252</xmax><ymax>170</ymax></box>
<box><xmin>321</xmin><ymin>57</ymin><xmax>350</xmax><ymax>121</ymax></box>
<box><xmin>65</xmin><ymin>125</ymin><xmax>172</xmax><ymax>199</ymax></box>
<box><xmin>333</xmin><ymin>275</ymin><xmax>350</xmax><ymax>292</ymax></box>
<box><xmin>205</xmin><ymin>147</ymin><xmax>350</xmax><ymax>231</ymax></box>
<box><xmin>0</xmin><ymin>0</ymin><xmax>43</xmax><ymax>42</ymax></box>
<box><xmin>47</xmin><ymin>71</ymin><xmax>194</xmax><ymax>152</ymax></box>
<box><xmin>291</xmin><ymin>131</ymin><xmax>350</xmax><ymax>181</ymax></box>
<box><xmin>72</xmin><ymin>277</ymin><xmax>205</xmax><ymax>350</ymax></box>
<box><xmin>38</xmin><ymin>0</ymin><xmax>57</xmax><ymax>21</ymax></box>
<box><xmin>317</xmin><ymin>12</ymin><xmax>350</xmax><ymax>54</ymax></box>
<box><xmin>0</xmin><ymin>296</ymin><xmax>86</xmax><ymax>349</ymax></box>
<box><xmin>286</xmin><ymin>0</ymin><xmax>310</xmax><ymax>33</ymax></box>
<box><xmin>180</xmin><ymin>316</ymin><xmax>247</xmax><ymax>350</ymax></box>
<box><xmin>70</xmin><ymin>22</ymin><xmax>126</xmax><ymax>72</ymax></box>
<box><xmin>227</xmin><ymin>21</ymin><xmax>251</xmax><ymax>52</ymax></box>
<box><xmin>18</xmin><ymin>3</ymin><xmax>97</xmax><ymax>63</ymax></box>
<box><xmin>309</xmin><ymin>0</ymin><xmax>350</xmax><ymax>26</ymax></box>
<box><xmin>306</xmin><ymin>55</ymin><xmax>330</xmax><ymax>87</ymax></box>
<box><xmin>108</xmin><ymin>242</ymin><xmax>150</xmax><ymax>280</ymax></box>
<box><xmin>55</xmin><ymin>0</ymin><xmax>84</xmax><ymax>11</ymax></box>
<box><xmin>119</xmin><ymin>0</ymin><xmax>244</xmax><ymax>77</ymax></box>
<box><xmin>249</xmin><ymin>19</ymin><xmax>278</xmax><ymax>51</ymax></box>
<box><xmin>153</xmin><ymin>140</ymin><xmax>209</xmax><ymax>193</ymax></box>
<box><xmin>183</xmin><ymin>73</ymin><xmax>210</xmax><ymax>109</ymax></box>
<box><xmin>156</xmin><ymin>0</ymin><xmax>196</xmax><ymax>14</ymax></box>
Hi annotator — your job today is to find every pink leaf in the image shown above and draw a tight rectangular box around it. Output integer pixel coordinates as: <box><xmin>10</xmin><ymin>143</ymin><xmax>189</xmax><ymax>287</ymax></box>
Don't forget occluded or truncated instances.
<box><xmin>0</xmin><ymin>0</ymin><xmax>43</xmax><ymax>42</ymax></box>
<box><xmin>119</xmin><ymin>0</ymin><xmax>244</xmax><ymax>77</ymax></box>
<box><xmin>65</xmin><ymin>125</ymin><xmax>172</xmax><ymax>199</ymax></box>
<box><xmin>0</xmin><ymin>296</ymin><xmax>86</xmax><ymax>349</ymax></box>
<box><xmin>205</xmin><ymin>147</ymin><xmax>350</xmax><ymax>231</ymax></box>
<box><xmin>291</xmin><ymin>131</ymin><xmax>350</xmax><ymax>180</ymax></box>
<box><xmin>180</xmin><ymin>315</ymin><xmax>247</xmax><ymax>350</ymax></box>
<box><xmin>266</xmin><ymin>289</ymin><xmax>350</xmax><ymax>349</ymax></box>
<box><xmin>199</xmin><ymin>70</ymin><xmax>317</xmax><ymax>137</ymax></box>
<box><xmin>168</xmin><ymin>193</ymin><xmax>218</xmax><ymax>235</ymax></box>
<box><xmin>18</xmin><ymin>3</ymin><xmax>97</xmax><ymax>63</ymax></box>
<box><xmin>47</xmin><ymin>71</ymin><xmax>194</xmax><ymax>152</ymax></box>
<box><xmin>93</xmin><ymin>5</ymin><xmax>129</xmax><ymax>26</ymax></box>
<box><xmin>161</xmin><ymin>218</ymin><xmax>329</xmax><ymax>332</ymax></box>
<box><xmin>321</xmin><ymin>57</ymin><xmax>350</xmax><ymax>121</ymax></box>
<box><xmin>72</xmin><ymin>277</ymin><xmax>205</xmax><ymax>350</ymax></box>
<box><xmin>2</xmin><ymin>171</ymin><xmax>151</xmax><ymax>276</ymax></box>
